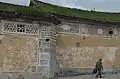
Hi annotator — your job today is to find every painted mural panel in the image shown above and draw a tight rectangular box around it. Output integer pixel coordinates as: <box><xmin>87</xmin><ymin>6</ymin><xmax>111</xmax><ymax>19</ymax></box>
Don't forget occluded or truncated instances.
<box><xmin>56</xmin><ymin>47</ymin><xmax>120</xmax><ymax>68</ymax></box>
<box><xmin>57</xmin><ymin>23</ymin><xmax>79</xmax><ymax>34</ymax></box>
<box><xmin>0</xmin><ymin>35</ymin><xmax>38</xmax><ymax>72</ymax></box>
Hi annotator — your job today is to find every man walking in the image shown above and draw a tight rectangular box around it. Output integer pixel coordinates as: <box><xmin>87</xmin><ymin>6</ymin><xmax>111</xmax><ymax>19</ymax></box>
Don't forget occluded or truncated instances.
<box><xmin>95</xmin><ymin>58</ymin><xmax>103</xmax><ymax>78</ymax></box>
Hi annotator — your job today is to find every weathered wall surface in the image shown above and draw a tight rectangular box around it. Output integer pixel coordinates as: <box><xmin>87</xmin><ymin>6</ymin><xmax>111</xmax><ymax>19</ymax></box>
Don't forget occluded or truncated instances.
<box><xmin>0</xmin><ymin>35</ymin><xmax>38</xmax><ymax>72</ymax></box>
<box><xmin>56</xmin><ymin>35</ymin><xmax>120</xmax><ymax>68</ymax></box>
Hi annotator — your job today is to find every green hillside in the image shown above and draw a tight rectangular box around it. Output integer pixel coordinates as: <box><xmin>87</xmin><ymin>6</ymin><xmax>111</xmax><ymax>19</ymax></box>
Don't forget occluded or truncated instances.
<box><xmin>36</xmin><ymin>1</ymin><xmax>120</xmax><ymax>22</ymax></box>
<box><xmin>0</xmin><ymin>0</ymin><xmax>120</xmax><ymax>22</ymax></box>
<box><xmin>0</xmin><ymin>3</ymin><xmax>46</xmax><ymax>18</ymax></box>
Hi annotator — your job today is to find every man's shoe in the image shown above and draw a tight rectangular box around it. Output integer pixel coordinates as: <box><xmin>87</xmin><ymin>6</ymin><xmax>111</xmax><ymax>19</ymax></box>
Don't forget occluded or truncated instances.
<box><xmin>100</xmin><ymin>76</ymin><xmax>102</xmax><ymax>78</ymax></box>
<box><xmin>96</xmin><ymin>76</ymin><xmax>98</xmax><ymax>78</ymax></box>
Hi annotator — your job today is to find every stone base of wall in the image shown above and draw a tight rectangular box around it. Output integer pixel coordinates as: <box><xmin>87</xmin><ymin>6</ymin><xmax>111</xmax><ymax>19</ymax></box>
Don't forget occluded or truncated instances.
<box><xmin>57</xmin><ymin>68</ymin><xmax>120</xmax><ymax>77</ymax></box>
<box><xmin>0</xmin><ymin>69</ymin><xmax>120</xmax><ymax>79</ymax></box>
<box><xmin>0</xmin><ymin>72</ymin><xmax>54</xmax><ymax>79</ymax></box>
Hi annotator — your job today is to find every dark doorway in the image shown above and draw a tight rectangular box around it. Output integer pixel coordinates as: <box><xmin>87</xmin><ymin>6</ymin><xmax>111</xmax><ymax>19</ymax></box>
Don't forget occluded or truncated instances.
<box><xmin>109</xmin><ymin>30</ymin><xmax>113</xmax><ymax>35</ymax></box>
<box><xmin>46</xmin><ymin>39</ymin><xmax>50</xmax><ymax>42</ymax></box>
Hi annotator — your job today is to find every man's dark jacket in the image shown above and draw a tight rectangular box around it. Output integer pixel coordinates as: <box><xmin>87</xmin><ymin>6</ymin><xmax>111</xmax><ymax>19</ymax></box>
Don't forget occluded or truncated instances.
<box><xmin>95</xmin><ymin>60</ymin><xmax>103</xmax><ymax>70</ymax></box>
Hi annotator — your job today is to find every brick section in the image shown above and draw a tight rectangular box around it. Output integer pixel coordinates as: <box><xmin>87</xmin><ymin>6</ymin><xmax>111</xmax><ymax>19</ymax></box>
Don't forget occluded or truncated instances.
<box><xmin>0</xmin><ymin>35</ymin><xmax>38</xmax><ymax>72</ymax></box>
<box><xmin>56</xmin><ymin>35</ymin><xmax>120</xmax><ymax>68</ymax></box>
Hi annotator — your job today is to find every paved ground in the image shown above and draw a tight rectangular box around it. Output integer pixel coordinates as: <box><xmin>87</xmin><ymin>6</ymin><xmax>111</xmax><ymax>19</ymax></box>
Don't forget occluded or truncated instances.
<box><xmin>58</xmin><ymin>74</ymin><xmax>120</xmax><ymax>79</ymax></box>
